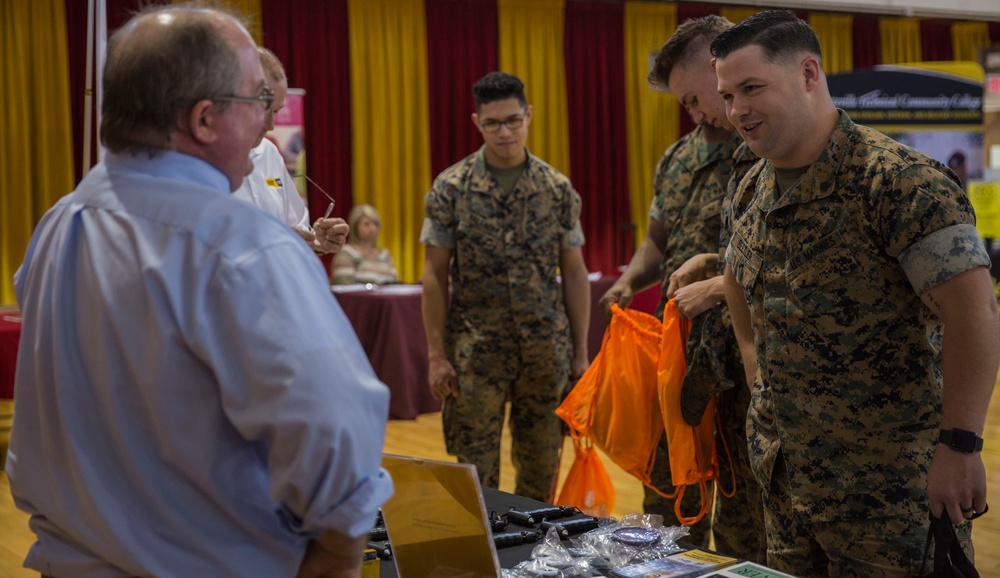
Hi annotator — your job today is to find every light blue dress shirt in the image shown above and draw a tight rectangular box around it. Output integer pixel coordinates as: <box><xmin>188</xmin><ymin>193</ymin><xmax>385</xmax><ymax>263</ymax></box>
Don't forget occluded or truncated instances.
<box><xmin>7</xmin><ymin>151</ymin><xmax>393</xmax><ymax>577</ymax></box>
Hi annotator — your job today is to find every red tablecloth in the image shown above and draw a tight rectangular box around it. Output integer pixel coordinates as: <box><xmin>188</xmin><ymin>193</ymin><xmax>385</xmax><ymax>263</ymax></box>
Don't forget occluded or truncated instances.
<box><xmin>333</xmin><ymin>286</ymin><xmax>441</xmax><ymax>420</ymax></box>
<box><xmin>0</xmin><ymin>309</ymin><xmax>22</xmax><ymax>400</ymax></box>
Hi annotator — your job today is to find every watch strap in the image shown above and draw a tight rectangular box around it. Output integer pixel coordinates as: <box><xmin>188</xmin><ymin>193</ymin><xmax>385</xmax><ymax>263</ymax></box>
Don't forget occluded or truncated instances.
<box><xmin>938</xmin><ymin>429</ymin><xmax>984</xmax><ymax>453</ymax></box>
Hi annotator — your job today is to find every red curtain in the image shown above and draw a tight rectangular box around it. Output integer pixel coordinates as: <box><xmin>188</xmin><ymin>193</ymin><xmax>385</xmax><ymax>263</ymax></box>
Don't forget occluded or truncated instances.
<box><xmin>564</xmin><ymin>1</ymin><xmax>630</xmax><ymax>274</ymax></box>
<box><xmin>853</xmin><ymin>16</ymin><xmax>881</xmax><ymax>69</ymax></box>
<box><xmin>920</xmin><ymin>19</ymin><xmax>953</xmax><ymax>61</ymax></box>
<box><xmin>64</xmin><ymin>0</ymin><xmax>166</xmax><ymax>184</ymax></box>
<box><xmin>991</xmin><ymin>23</ymin><xmax>1000</xmax><ymax>44</ymax></box>
<box><xmin>425</xmin><ymin>0</ymin><xmax>498</xmax><ymax>178</ymax></box>
<box><xmin>262</xmin><ymin>0</ymin><xmax>352</xmax><ymax>272</ymax></box>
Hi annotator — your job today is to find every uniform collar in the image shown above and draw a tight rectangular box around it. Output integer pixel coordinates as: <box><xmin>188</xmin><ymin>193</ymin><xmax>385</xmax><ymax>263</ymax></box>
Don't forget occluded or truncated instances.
<box><xmin>765</xmin><ymin>109</ymin><xmax>854</xmax><ymax>213</ymax></box>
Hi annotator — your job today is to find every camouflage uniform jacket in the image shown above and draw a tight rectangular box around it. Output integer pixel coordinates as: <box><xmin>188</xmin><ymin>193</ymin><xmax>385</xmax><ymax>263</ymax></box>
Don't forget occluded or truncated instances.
<box><xmin>420</xmin><ymin>146</ymin><xmax>585</xmax><ymax>369</ymax></box>
<box><xmin>727</xmin><ymin>110</ymin><xmax>991</xmax><ymax>520</ymax></box>
<box><xmin>650</xmin><ymin>126</ymin><xmax>744</xmax><ymax>319</ymax></box>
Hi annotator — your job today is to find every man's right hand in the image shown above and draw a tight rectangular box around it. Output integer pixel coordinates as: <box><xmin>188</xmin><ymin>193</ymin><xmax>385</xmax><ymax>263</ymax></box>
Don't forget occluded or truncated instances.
<box><xmin>598</xmin><ymin>284</ymin><xmax>634</xmax><ymax>322</ymax></box>
<box><xmin>428</xmin><ymin>355</ymin><xmax>459</xmax><ymax>400</ymax></box>
<box><xmin>296</xmin><ymin>530</ymin><xmax>368</xmax><ymax>578</ymax></box>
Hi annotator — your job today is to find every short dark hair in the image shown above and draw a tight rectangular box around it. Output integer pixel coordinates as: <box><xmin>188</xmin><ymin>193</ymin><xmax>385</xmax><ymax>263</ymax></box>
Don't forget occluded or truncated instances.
<box><xmin>710</xmin><ymin>10</ymin><xmax>822</xmax><ymax>65</ymax></box>
<box><xmin>100</xmin><ymin>4</ymin><xmax>247</xmax><ymax>154</ymax></box>
<box><xmin>648</xmin><ymin>15</ymin><xmax>733</xmax><ymax>91</ymax></box>
<box><xmin>472</xmin><ymin>72</ymin><xmax>527</xmax><ymax>110</ymax></box>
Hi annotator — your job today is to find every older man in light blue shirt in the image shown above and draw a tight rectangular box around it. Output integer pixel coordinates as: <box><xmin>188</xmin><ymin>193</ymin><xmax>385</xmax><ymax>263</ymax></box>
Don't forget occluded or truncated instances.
<box><xmin>6</xmin><ymin>6</ymin><xmax>391</xmax><ymax>578</ymax></box>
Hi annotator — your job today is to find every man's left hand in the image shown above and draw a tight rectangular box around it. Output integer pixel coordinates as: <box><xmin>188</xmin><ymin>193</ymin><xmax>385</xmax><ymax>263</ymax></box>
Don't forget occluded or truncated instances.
<box><xmin>312</xmin><ymin>218</ymin><xmax>349</xmax><ymax>254</ymax></box>
<box><xmin>927</xmin><ymin>443</ymin><xmax>988</xmax><ymax>524</ymax></box>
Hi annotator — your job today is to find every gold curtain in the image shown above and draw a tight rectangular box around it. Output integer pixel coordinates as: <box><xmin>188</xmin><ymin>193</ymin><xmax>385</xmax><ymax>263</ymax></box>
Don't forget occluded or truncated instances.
<box><xmin>809</xmin><ymin>14</ymin><xmax>853</xmax><ymax>75</ymax></box>
<box><xmin>179</xmin><ymin>0</ymin><xmax>263</xmax><ymax>43</ymax></box>
<box><xmin>347</xmin><ymin>0</ymin><xmax>431</xmax><ymax>283</ymax></box>
<box><xmin>623</xmin><ymin>1</ymin><xmax>676</xmax><ymax>246</ymax></box>
<box><xmin>497</xmin><ymin>0</ymin><xmax>570</xmax><ymax>176</ymax></box>
<box><xmin>719</xmin><ymin>7</ymin><xmax>761</xmax><ymax>27</ymax></box>
<box><xmin>879</xmin><ymin>17</ymin><xmax>922</xmax><ymax>65</ymax></box>
<box><xmin>952</xmin><ymin>22</ymin><xmax>991</xmax><ymax>63</ymax></box>
<box><xmin>0</xmin><ymin>0</ymin><xmax>75</xmax><ymax>305</ymax></box>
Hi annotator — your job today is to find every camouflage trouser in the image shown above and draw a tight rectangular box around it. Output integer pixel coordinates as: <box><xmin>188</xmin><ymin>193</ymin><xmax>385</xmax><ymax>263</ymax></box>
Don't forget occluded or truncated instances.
<box><xmin>762</xmin><ymin>453</ymin><xmax>974</xmax><ymax>577</ymax></box>
<box><xmin>442</xmin><ymin>338</ymin><xmax>569</xmax><ymax>502</ymax></box>
<box><xmin>712</xmin><ymin>382</ymin><xmax>766</xmax><ymax>563</ymax></box>
<box><xmin>643</xmin><ymin>383</ymin><xmax>766</xmax><ymax>560</ymax></box>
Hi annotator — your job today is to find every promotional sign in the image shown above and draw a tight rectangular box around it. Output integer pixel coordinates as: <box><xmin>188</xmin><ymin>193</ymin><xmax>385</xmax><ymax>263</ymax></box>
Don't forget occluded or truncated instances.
<box><xmin>266</xmin><ymin>88</ymin><xmax>306</xmax><ymax>197</ymax></box>
<box><xmin>828</xmin><ymin>63</ymin><xmax>985</xmax><ymax>184</ymax></box>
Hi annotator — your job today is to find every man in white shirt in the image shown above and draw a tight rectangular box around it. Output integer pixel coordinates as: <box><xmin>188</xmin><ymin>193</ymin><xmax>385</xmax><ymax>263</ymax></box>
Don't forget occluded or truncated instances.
<box><xmin>233</xmin><ymin>47</ymin><xmax>348</xmax><ymax>254</ymax></box>
<box><xmin>7</xmin><ymin>6</ymin><xmax>391</xmax><ymax>578</ymax></box>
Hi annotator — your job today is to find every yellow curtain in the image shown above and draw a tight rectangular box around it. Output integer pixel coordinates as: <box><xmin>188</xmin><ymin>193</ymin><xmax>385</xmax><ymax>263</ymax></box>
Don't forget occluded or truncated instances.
<box><xmin>808</xmin><ymin>14</ymin><xmax>853</xmax><ymax>75</ymax></box>
<box><xmin>0</xmin><ymin>0</ymin><xmax>75</xmax><ymax>305</ymax></box>
<box><xmin>879</xmin><ymin>17</ymin><xmax>922</xmax><ymax>65</ymax></box>
<box><xmin>178</xmin><ymin>0</ymin><xmax>263</xmax><ymax>43</ymax></box>
<box><xmin>497</xmin><ymin>0</ymin><xmax>570</xmax><ymax>176</ymax></box>
<box><xmin>347</xmin><ymin>0</ymin><xmax>431</xmax><ymax>283</ymax></box>
<box><xmin>719</xmin><ymin>7</ymin><xmax>761</xmax><ymax>27</ymax></box>
<box><xmin>952</xmin><ymin>22</ymin><xmax>991</xmax><ymax>63</ymax></box>
<box><xmin>623</xmin><ymin>1</ymin><xmax>676</xmax><ymax>246</ymax></box>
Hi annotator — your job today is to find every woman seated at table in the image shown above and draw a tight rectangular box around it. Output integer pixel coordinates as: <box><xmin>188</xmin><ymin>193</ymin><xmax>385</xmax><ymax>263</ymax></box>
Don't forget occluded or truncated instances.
<box><xmin>330</xmin><ymin>204</ymin><xmax>398</xmax><ymax>285</ymax></box>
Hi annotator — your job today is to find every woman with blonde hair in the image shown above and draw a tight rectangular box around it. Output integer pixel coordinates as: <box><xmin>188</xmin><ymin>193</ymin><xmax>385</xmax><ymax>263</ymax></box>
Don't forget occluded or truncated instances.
<box><xmin>330</xmin><ymin>204</ymin><xmax>398</xmax><ymax>285</ymax></box>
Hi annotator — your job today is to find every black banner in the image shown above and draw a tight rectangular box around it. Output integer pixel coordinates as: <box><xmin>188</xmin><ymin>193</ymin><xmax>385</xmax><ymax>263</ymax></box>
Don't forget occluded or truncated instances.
<box><xmin>828</xmin><ymin>66</ymin><xmax>982</xmax><ymax>127</ymax></box>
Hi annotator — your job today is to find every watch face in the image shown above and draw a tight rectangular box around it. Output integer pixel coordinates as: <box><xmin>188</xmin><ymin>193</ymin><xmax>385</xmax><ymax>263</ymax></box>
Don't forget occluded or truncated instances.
<box><xmin>953</xmin><ymin>430</ymin><xmax>976</xmax><ymax>451</ymax></box>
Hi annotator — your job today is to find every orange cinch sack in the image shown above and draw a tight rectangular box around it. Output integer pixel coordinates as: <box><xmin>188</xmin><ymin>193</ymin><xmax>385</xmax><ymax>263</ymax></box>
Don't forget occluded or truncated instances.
<box><xmin>555</xmin><ymin>303</ymin><xmax>664</xmax><ymax>488</ymax></box>
<box><xmin>553</xmin><ymin>436</ymin><xmax>616</xmax><ymax>517</ymax></box>
<box><xmin>657</xmin><ymin>299</ymin><xmax>719</xmax><ymax>526</ymax></box>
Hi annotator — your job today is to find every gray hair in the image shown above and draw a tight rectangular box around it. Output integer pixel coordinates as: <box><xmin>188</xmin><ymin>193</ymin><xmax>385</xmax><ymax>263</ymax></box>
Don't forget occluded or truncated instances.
<box><xmin>100</xmin><ymin>4</ymin><xmax>249</xmax><ymax>154</ymax></box>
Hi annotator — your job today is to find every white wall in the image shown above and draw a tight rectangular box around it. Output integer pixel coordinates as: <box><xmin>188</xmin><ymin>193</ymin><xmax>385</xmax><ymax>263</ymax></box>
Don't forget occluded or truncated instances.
<box><xmin>690</xmin><ymin>0</ymin><xmax>1000</xmax><ymax>22</ymax></box>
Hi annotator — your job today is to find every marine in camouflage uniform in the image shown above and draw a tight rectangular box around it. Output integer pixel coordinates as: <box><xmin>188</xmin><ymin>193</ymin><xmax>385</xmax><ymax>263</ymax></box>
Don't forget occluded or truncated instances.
<box><xmin>715</xmin><ymin>11</ymin><xmax>998</xmax><ymax>574</ymax></box>
<box><xmin>641</xmin><ymin>127</ymin><xmax>766</xmax><ymax>562</ymax></box>
<box><xmin>727</xmin><ymin>111</ymin><xmax>992</xmax><ymax>573</ymax></box>
<box><xmin>601</xmin><ymin>16</ymin><xmax>766</xmax><ymax>561</ymax></box>
<box><xmin>421</xmin><ymin>146</ymin><xmax>585</xmax><ymax>499</ymax></box>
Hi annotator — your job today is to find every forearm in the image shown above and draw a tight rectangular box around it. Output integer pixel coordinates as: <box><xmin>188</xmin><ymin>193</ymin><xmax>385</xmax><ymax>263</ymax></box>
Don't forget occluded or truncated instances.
<box><xmin>616</xmin><ymin>236</ymin><xmax>665</xmax><ymax>293</ymax></box>
<box><xmin>924</xmin><ymin>267</ymin><xmax>1000</xmax><ymax>434</ymax></box>
<box><xmin>561</xmin><ymin>260</ymin><xmax>592</xmax><ymax>359</ymax></box>
<box><xmin>723</xmin><ymin>265</ymin><xmax>757</xmax><ymax>389</ymax></box>
<box><xmin>939</xmin><ymin>305</ymin><xmax>999</xmax><ymax>436</ymax></box>
<box><xmin>421</xmin><ymin>270</ymin><xmax>449</xmax><ymax>361</ymax></box>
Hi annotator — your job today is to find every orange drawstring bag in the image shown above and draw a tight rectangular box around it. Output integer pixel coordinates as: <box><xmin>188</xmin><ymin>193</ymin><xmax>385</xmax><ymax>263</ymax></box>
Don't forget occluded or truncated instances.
<box><xmin>657</xmin><ymin>299</ymin><xmax>718</xmax><ymax>525</ymax></box>
<box><xmin>556</xmin><ymin>303</ymin><xmax>665</xmax><ymax>488</ymax></box>
<box><xmin>553</xmin><ymin>436</ymin><xmax>616</xmax><ymax>517</ymax></box>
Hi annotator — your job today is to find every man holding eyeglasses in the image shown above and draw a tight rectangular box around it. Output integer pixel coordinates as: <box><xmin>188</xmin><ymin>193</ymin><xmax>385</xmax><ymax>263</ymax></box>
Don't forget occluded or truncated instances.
<box><xmin>7</xmin><ymin>6</ymin><xmax>391</xmax><ymax>578</ymax></box>
<box><xmin>233</xmin><ymin>47</ymin><xmax>349</xmax><ymax>255</ymax></box>
<box><xmin>420</xmin><ymin>71</ymin><xmax>591</xmax><ymax>502</ymax></box>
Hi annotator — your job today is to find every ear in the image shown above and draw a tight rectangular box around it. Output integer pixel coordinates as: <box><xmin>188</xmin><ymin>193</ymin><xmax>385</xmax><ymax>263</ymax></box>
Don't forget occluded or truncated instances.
<box><xmin>801</xmin><ymin>55</ymin><xmax>822</xmax><ymax>91</ymax></box>
<box><xmin>186</xmin><ymin>99</ymin><xmax>221</xmax><ymax>145</ymax></box>
<box><xmin>471</xmin><ymin>111</ymin><xmax>483</xmax><ymax>134</ymax></box>
<box><xmin>522</xmin><ymin>104</ymin><xmax>533</xmax><ymax>127</ymax></box>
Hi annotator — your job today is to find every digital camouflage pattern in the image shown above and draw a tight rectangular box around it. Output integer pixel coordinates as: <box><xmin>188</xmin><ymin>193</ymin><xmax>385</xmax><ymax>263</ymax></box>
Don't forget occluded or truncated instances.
<box><xmin>727</xmin><ymin>111</ymin><xmax>991</xmax><ymax>531</ymax></box>
<box><xmin>761</xmin><ymin>453</ymin><xmax>973</xmax><ymax>576</ymax></box>
<box><xmin>643</xmin><ymin>127</ymin><xmax>766</xmax><ymax>561</ymax></box>
<box><xmin>420</xmin><ymin>146</ymin><xmax>583</xmax><ymax>501</ymax></box>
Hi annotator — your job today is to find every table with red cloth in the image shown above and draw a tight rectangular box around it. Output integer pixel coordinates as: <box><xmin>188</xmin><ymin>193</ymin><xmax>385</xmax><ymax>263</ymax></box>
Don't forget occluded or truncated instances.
<box><xmin>332</xmin><ymin>276</ymin><xmax>659</xmax><ymax>421</ymax></box>
<box><xmin>0</xmin><ymin>308</ymin><xmax>21</xmax><ymax>400</ymax></box>
<box><xmin>332</xmin><ymin>285</ymin><xmax>441</xmax><ymax>420</ymax></box>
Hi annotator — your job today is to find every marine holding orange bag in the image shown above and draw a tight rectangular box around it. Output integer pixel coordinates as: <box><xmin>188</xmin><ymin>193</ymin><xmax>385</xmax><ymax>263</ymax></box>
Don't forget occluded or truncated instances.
<box><xmin>598</xmin><ymin>15</ymin><xmax>766</xmax><ymax>562</ymax></box>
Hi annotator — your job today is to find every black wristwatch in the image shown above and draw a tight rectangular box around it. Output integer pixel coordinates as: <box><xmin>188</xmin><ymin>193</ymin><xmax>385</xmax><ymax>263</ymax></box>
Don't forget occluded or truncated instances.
<box><xmin>938</xmin><ymin>429</ymin><xmax>984</xmax><ymax>453</ymax></box>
